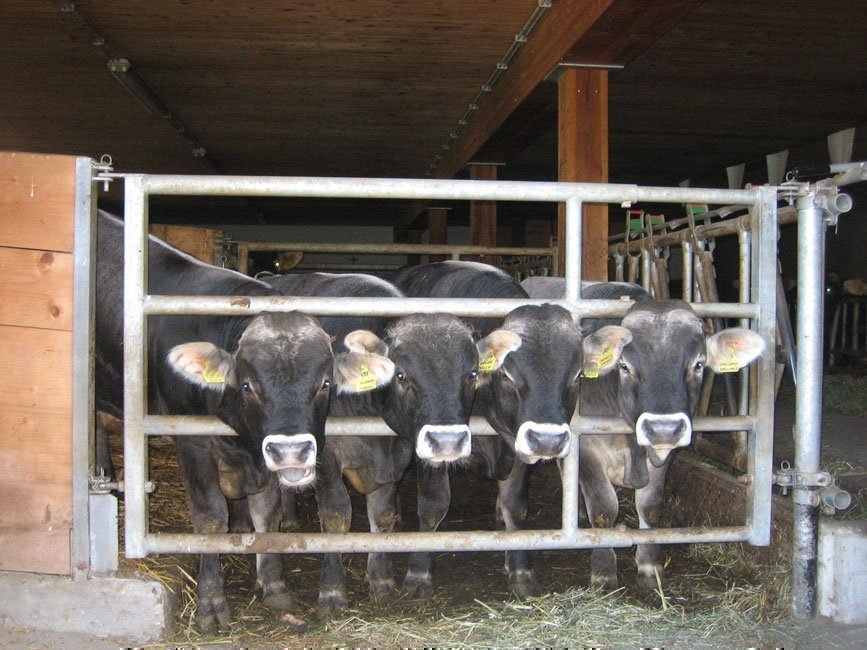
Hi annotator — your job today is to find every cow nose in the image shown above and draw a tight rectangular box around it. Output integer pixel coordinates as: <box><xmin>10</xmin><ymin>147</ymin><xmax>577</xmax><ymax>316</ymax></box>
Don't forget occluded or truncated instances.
<box><xmin>635</xmin><ymin>412</ymin><xmax>692</xmax><ymax>450</ymax></box>
<box><xmin>416</xmin><ymin>424</ymin><xmax>472</xmax><ymax>462</ymax></box>
<box><xmin>515</xmin><ymin>421</ymin><xmax>571</xmax><ymax>462</ymax></box>
<box><xmin>526</xmin><ymin>429</ymin><xmax>569</xmax><ymax>456</ymax></box>
<box><xmin>265</xmin><ymin>440</ymin><xmax>313</xmax><ymax>461</ymax></box>
<box><xmin>262</xmin><ymin>434</ymin><xmax>317</xmax><ymax>467</ymax></box>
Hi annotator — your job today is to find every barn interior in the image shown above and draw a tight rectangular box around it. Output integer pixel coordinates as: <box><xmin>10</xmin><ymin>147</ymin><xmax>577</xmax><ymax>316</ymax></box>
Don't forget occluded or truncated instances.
<box><xmin>0</xmin><ymin>1</ymin><xmax>865</xmax><ymax>647</ymax></box>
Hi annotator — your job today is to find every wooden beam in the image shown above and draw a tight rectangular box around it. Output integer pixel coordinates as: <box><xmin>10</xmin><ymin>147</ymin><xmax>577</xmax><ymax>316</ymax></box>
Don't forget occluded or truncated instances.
<box><xmin>469</xmin><ymin>164</ymin><xmax>499</xmax><ymax>265</ymax></box>
<box><xmin>557</xmin><ymin>68</ymin><xmax>608</xmax><ymax>281</ymax></box>
<box><xmin>394</xmin><ymin>1</ymin><xmax>699</xmax><ymax>237</ymax></box>
<box><xmin>427</xmin><ymin>208</ymin><xmax>449</xmax><ymax>263</ymax></box>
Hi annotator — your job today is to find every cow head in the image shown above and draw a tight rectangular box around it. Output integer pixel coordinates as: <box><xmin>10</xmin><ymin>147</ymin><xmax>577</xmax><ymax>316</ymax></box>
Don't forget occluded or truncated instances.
<box><xmin>582</xmin><ymin>300</ymin><xmax>765</xmax><ymax>466</ymax></box>
<box><xmin>347</xmin><ymin>313</ymin><xmax>515</xmax><ymax>466</ymax></box>
<box><xmin>167</xmin><ymin>312</ymin><xmax>392</xmax><ymax>490</ymax></box>
<box><xmin>481</xmin><ymin>304</ymin><xmax>582</xmax><ymax>465</ymax></box>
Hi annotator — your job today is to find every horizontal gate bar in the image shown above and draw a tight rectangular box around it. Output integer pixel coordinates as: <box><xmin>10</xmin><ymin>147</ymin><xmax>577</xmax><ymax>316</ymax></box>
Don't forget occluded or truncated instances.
<box><xmin>128</xmin><ymin>173</ymin><xmax>759</xmax><ymax>206</ymax></box>
<box><xmin>145</xmin><ymin>525</ymin><xmax>752</xmax><ymax>555</ymax></box>
<box><xmin>239</xmin><ymin>241</ymin><xmax>556</xmax><ymax>257</ymax></box>
<box><xmin>143</xmin><ymin>294</ymin><xmax>759</xmax><ymax>320</ymax></box>
<box><xmin>144</xmin><ymin>414</ymin><xmax>756</xmax><ymax>437</ymax></box>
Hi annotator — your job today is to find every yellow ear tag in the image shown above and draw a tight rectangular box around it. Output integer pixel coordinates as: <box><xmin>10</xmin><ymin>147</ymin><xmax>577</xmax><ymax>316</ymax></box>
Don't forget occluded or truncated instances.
<box><xmin>202</xmin><ymin>361</ymin><xmax>226</xmax><ymax>384</ymax></box>
<box><xmin>355</xmin><ymin>364</ymin><xmax>378</xmax><ymax>393</ymax></box>
<box><xmin>478</xmin><ymin>351</ymin><xmax>497</xmax><ymax>373</ymax></box>
<box><xmin>598</xmin><ymin>346</ymin><xmax>614</xmax><ymax>368</ymax></box>
<box><xmin>583</xmin><ymin>361</ymin><xmax>599</xmax><ymax>379</ymax></box>
<box><xmin>717</xmin><ymin>347</ymin><xmax>741</xmax><ymax>373</ymax></box>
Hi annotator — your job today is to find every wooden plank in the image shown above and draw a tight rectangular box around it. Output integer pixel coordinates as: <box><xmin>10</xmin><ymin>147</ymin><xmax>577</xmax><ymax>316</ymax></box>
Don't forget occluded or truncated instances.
<box><xmin>469</xmin><ymin>164</ymin><xmax>499</xmax><ymax>265</ymax></box>
<box><xmin>557</xmin><ymin>68</ymin><xmax>609</xmax><ymax>281</ymax></box>
<box><xmin>0</xmin><ymin>152</ymin><xmax>76</xmax><ymax>252</ymax></box>
<box><xmin>0</xmin><ymin>529</ymin><xmax>71</xmax><ymax>575</ymax></box>
<box><xmin>150</xmin><ymin>224</ymin><xmax>220</xmax><ymax>264</ymax></box>
<box><xmin>0</xmin><ymin>325</ymin><xmax>72</xmax><ymax>574</ymax></box>
<box><xmin>0</xmin><ymin>247</ymin><xmax>73</xmax><ymax>331</ymax></box>
<box><xmin>427</xmin><ymin>208</ymin><xmax>449</xmax><ymax>263</ymax></box>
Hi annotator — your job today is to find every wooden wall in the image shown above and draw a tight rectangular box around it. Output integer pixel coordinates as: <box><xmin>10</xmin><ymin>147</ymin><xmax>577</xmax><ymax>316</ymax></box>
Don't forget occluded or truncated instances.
<box><xmin>0</xmin><ymin>152</ymin><xmax>76</xmax><ymax>575</ymax></box>
<box><xmin>150</xmin><ymin>223</ymin><xmax>221</xmax><ymax>265</ymax></box>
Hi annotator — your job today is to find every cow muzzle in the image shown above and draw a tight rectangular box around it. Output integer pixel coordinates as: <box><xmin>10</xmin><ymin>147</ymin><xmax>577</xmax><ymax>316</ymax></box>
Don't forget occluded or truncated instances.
<box><xmin>416</xmin><ymin>424</ymin><xmax>472</xmax><ymax>464</ymax></box>
<box><xmin>514</xmin><ymin>421</ymin><xmax>571</xmax><ymax>464</ymax></box>
<box><xmin>634</xmin><ymin>412</ymin><xmax>691</xmax><ymax>465</ymax></box>
<box><xmin>262</xmin><ymin>433</ymin><xmax>317</xmax><ymax>488</ymax></box>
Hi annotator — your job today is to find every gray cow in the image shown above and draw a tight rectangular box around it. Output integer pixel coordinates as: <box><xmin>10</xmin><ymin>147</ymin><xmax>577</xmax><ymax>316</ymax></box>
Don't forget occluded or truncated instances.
<box><xmin>262</xmin><ymin>271</ymin><xmax>516</xmax><ymax>612</ymax></box>
<box><xmin>95</xmin><ymin>212</ymin><xmax>384</xmax><ymax>631</ymax></box>
<box><xmin>395</xmin><ymin>261</ymin><xmax>584</xmax><ymax>597</ymax></box>
<box><xmin>522</xmin><ymin>276</ymin><xmax>765</xmax><ymax>589</ymax></box>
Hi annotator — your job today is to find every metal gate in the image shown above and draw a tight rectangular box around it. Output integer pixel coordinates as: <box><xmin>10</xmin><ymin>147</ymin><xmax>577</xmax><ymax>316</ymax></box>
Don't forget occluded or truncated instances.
<box><xmin>112</xmin><ymin>173</ymin><xmax>779</xmax><ymax>560</ymax></box>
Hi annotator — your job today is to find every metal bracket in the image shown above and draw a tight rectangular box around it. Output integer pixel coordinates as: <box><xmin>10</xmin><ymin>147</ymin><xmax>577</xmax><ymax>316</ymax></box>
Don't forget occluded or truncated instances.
<box><xmin>774</xmin><ymin>461</ymin><xmax>851</xmax><ymax>513</ymax></box>
<box><xmin>92</xmin><ymin>154</ymin><xmax>115</xmax><ymax>192</ymax></box>
<box><xmin>88</xmin><ymin>472</ymin><xmax>154</xmax><ymax>495</ymax></box>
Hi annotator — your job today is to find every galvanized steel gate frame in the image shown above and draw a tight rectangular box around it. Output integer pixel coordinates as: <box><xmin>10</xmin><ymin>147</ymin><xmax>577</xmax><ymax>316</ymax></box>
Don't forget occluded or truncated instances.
<box><xmin>106</xmin><ymin>174</ymin><xmax>779</xmax><ymax>562</ymax></box>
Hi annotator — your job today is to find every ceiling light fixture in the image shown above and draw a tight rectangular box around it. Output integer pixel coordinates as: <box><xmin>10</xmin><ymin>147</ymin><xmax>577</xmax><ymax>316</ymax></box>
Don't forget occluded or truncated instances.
<box><xmin>107</xmin><ymin>58</ymin><xmax>172</xmax><ymax>118</ymax></box>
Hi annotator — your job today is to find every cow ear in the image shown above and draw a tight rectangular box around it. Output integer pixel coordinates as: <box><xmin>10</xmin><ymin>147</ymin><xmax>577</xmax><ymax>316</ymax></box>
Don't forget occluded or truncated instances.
<box><xmin>167</xmin><ymin>342</ymin><xmax>237</xmax><ymax>392</ymax></box>
<box><xmin>333</xmin><ymin>351</ymin><xmax>395</xmax><ymax>395</ymax></box>
<box><xmin>476</xmin><ymin>330</ymin><xmax>522</xmax><ymax>381</ymax></box>
<box><xmin>344</xmin><ymin>329</ymin><xmax>389</xmax><ymax>356</ymax></box>
<box><xmin>706</xmin><ymin>328</ymin><xmax>766</xmax><ymax>373</ymax></box>
<box><xmin>582</xmin><ymin>326</ymin><xmax>632</xmax><ymax>377</ymax></box>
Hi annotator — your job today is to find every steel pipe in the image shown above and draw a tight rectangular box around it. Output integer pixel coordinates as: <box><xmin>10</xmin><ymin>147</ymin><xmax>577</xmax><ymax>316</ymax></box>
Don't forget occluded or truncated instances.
<box><xmin>238</xmin><ymin>240</ymin><xmax>555</xmax><ymax>257</ymax></box>
<box><xmin>145</xmin><ymin>525</ymin><xmax>753</xmax><ymax>556</ymax></box>
<box><xmin>791</xmin><ymin>191</ymin><xmax>827</xmax><ymax>620</ymax></box>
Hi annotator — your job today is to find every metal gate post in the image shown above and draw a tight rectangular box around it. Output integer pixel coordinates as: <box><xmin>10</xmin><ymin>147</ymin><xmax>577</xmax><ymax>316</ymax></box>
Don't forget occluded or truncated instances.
<box><xmin>791</xmin><ymin>188</ymin><xmax>826</xmax><ymax>619</ymax></box>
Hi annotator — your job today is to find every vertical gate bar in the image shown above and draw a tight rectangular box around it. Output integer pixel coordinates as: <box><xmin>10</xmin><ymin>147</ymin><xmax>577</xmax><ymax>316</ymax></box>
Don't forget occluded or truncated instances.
<box><xmin>238</xmin><ymin>242</ymin><xmax>250</xmax><ymax>275</ymax></box>
<box><xmin>747</xmin><ymin>187</ymin><xmax>777</xmax><ymax>548</ymax></box>
<box><xmin>681</xmin><ymin>239</ymin><xmax>693</xmax><ymax>301</ymax></box>
<box><xmin>640</xmin><ymin>245</ymin><xmax>652</xmax><ymax>293</ymax></box>
<box><xmin>791</xmin><ymin>190</ymin><xmax>825</xmax><ymax>619</ymax></box>
<box><xmin>562</xmin><ymin>197</ymin><xmax>582</xmax><ymax>532</ymax></box>
<box><xmin>123</xmin><ymin>175</ymin><xmax>150</xmax><ymax>559</ymax></box>
<box><xmin>736</xmin><ymin>227</ymin><xmax>752</xmax><ymax>454</ymax></box>
<box><xmin>71</xmin><ymin>157</ymin><xmax>97</xmax><ymax>579</ymax></box>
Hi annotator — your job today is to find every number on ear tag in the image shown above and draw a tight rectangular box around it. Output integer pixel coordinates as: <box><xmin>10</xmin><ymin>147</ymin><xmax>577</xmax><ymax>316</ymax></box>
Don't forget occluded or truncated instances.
<box><xmin>355</xmin><ymin>364</ymin><xmax>378</xmax><ymax>392</ymax></box>
<box><xmin>478</xmin><ymin>351</ymin><xmax>497</xmax><ymax>373</ymax></box>
<box><xmin>717</xmin><ymin>348</ymin><xmax>741</xmax><ymax>373</ymax></box>
<box><xmin>598</xmin><ymin>347</ymin><xmax>614</xmax><ymax>368</ymax></box>
<box><xmin>202</xmin><ymin>361</ymin><xmax>226</xmax><ymax>384</ymax></box>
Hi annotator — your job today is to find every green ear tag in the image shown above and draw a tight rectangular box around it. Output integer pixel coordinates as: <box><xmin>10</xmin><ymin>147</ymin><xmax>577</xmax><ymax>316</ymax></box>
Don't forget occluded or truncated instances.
<box><xmin>598</xmin><ymin>346</ymin><xmax>614</xmax><ymax>368</ymax></box>
<box><xmin>478</xmin><ymin>351</ymin><xmax>497</xmax><ymax>373</ymax></box>
<box><xmin>202</xmin><ymin>361</ymin><xmax>226</xmax><ymax>384</ymax></box>
<box><xmin>355</xmin><ymin>364</ymin><xmax>378</xmax><ymax>392</ymax></box>
<box><xmin>718</xmin><ymin>348</ymin><xmax>741</xmax><ymax>373</ymax></box>
<box><xmin>583</xmin><ymin>361</ymin><xmax>599</xmax><ymax>379</ymax></box>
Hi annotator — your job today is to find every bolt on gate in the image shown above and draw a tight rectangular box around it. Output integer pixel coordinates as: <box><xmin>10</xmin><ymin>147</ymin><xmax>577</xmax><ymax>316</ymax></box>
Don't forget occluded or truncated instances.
<box><xmin>114</xmin><ymin>173</ymin><xmax>778</xmax><ymax>560</ymax></box>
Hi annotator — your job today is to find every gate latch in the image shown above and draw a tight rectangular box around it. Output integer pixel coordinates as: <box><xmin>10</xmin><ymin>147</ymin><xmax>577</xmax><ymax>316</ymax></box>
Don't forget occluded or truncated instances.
<box><xmin>773</xmin><ymin>461</ymin><xmax>851</xmax><ymax>513</ymax></box>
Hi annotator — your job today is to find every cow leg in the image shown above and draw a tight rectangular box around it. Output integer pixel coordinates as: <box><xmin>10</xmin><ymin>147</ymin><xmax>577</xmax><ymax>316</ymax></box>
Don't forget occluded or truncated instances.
<box><xmin>94</xmin><ymin>411</ymin><xmax>116</xmax><ymax>482</ymax></box>
<box><xmin>403</xmin><ymin>463</ymin><xmax>450</xmax><ymax>599</ymax></box>
<box><xmin>280</xmin><ymin>490</ymin><xmax>299</xmax><ymax>531</ymax></box>
<box><xmin>248</xmin><ymin>482</ymin><xmax>293</xmax><ymax>611</ymax></box>
<box><xmin>496</xmin><ymin>460</ymin><xmax>533</xmax><ymax>597</ymax></box>
<box><xmin>365</xmin><ymin>482</ymin><xmax>400</xmax><ymax>603</ymax></box>
<box><xmin>315</xmin><ymin>449</ymin><xmax>351</xmax><ymax>615</ymax></box>
<box><xmin>175</xmin><ymin>439</ymin><xmax>231</xmax><ymax>632</ymax></box>
<box><xmin>635</xmin><ymin>464</ymin><xmax>667</xmax><ymax>590</ymax></box>
<box><xmin>580</xmin><ymin>456</ymin><xmax>620</xmax><ymax>591</ymax></box>
<box><xmin>227</xmin><ymin>498</ymin><xmax>254</xmax><ymax>533</ymax></box>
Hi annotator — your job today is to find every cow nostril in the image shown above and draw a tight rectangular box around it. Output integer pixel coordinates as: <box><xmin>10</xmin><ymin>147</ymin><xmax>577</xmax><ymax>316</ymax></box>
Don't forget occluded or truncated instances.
<box><xmin>265</xmin><ymin>442</ymin><xmax>278</xmax><ymax>457</ymax></box>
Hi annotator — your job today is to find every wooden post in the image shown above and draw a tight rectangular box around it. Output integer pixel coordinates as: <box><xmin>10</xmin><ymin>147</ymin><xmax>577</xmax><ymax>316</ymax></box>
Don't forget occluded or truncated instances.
<box><xmin>427</xmin><ymin>207</ymin><xmax>449</xmax><ymax>262</ymax></box>
<box><xmin>405</xmin><ymin>230</ymin><xmax>423</xmax><ymax>266</ymax></box>
<box><xmin>557</xmin><ymin>68</ymin><xmax>609</xmax><ymax>281</ymax></box>
<box><xmin>469</xmin><ymin>163</ymin><xmax>499</xmax><ymax>265</ymax></box>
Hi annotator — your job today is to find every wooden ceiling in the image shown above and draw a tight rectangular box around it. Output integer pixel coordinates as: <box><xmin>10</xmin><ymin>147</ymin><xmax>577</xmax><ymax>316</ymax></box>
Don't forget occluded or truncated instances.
<box><xmin>1</xmin><ymin>1</ymin><xmax>865</xmax><ymax>232</ymax></box>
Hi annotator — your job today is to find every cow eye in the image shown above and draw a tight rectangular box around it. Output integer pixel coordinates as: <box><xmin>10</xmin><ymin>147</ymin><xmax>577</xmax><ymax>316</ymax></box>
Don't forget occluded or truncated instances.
<box><xmin>469</xmin><ymin>369</ymin><xmax>479</xmax><ymax>380</ymax></box>
<box><xmin>241</xmin><ymin>381</ymin><xmax>253</xmax><ymax>393</ymax></box>
<box><xmin>395</xmin><ymin>371</ymin><xmax>406</xmax><ymax>382</ymax></box>
<box><xmin>694</xmin><ymin>361</ymin><xmax>704</xmax><ymax>372</ymax></box>
<box><xmin>322</xmin><ymin>378</ymin><xmax>332</xmax><ymax>390</ymax></box>
<box><xmin>618</xmin><ymin>363</ymin><xmax>630</xmax><ymax>374</ymax></box>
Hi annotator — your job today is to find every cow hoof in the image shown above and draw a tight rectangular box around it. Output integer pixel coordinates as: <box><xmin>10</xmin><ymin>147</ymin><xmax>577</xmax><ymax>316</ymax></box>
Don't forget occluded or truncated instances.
<box><xmin>279</xmin><ymin>515</ymin><xmax>300</xmax><ymax>531</ymax></box>
<box><xmin>637</xmin><ymin>566</ymin><xmax>664</xmax><ymax>592</ymax></box>
<box><xmin>368</xmin><ymin>577</ymin><xmax>397</xmax><ymax>603</ymax></box>
<box><xmin>591</xmin><ymin>574</ymin><xmax>619</xmax><ymax>592</ymax></box>
<box><xmin>508</xmin><ymin>573</ymin><xmax>535</xmax><ymax>599</ymax></box>
<box><xmin>262</xmin><ymin>590</ymin><xmax>294</xmax><ymax>611</ymax></box>
<box><xmin>402</xmin><ymin>573</ymin><xmax>433</xmax><ymax>600</ymax></box>
<box><xmin>318</xmin><ymin>589</ymin><xmax>349</xmax><ymax>617</ymax></box>
<box><xmin>196</xmin><ymin>603</ymin><xmax>231</xmax><ymax>634</ymax></box>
